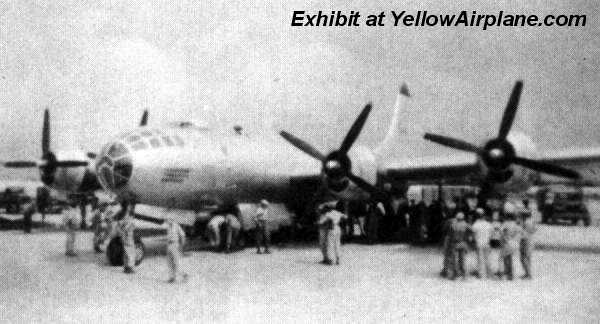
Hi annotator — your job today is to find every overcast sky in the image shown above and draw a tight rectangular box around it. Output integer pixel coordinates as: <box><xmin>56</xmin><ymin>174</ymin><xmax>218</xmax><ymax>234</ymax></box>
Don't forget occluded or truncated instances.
<box><xmin>1</xmin><ymin>0</ymin><xmax>599</xmax><ymax>162</ymax></box>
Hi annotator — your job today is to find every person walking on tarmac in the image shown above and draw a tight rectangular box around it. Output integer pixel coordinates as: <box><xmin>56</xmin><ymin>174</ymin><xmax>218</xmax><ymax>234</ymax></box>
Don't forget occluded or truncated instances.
<box><xmin>64</xmin><ymin>200</ymin><xmax>80</xmax><ymax>257</ymax></box>
<box><xmin>254</xmin><ymin>199</ymin><xmax>271</xmax><ymax>254</ymax></box>
<box><xmin>118</xmin><ymin>201</ymin><xmax>136</xmax><ymax>274</ymax></box>
<box><xmin>165</xmin><ymin>214</ymin><xmax>188</xmax><ymax>283</ymax></box>
<box><xmin>520</xmin><ymin>201</ymin><xmax>536</xmax><ymax>279</ymax></box>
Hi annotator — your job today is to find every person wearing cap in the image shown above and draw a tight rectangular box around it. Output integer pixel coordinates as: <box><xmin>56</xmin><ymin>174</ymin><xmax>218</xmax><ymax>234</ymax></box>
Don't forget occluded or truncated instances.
<box><xmin>449</xmin><ymin>211</ymin><xmax>471</xmax><ymax>280</ymax></box>
<box><xmin>164</xmin><ymin>214</ymin><xmax>188</xmax><ymax>283</ymax></box>
<box><xmin>520</xmin><ymin>200</ymin><xmax>536</xmax><ymax>279</ymax></box>
<box><xmin>63</xmin><ymin>199</ymin><xmax>80</xmax><ymax>257</ymax></box>
<box><xmin>254</xmin><ymin>199</ymin><xmax>271</xmax><ymax>254</ymax></box>
<box><xmin>500</xmin><ymin>206</ymin><xmax>522</xmax><ymax>280</ymax></box>
<box><xmin>471</xmin><ymin>208</ymin><xmax>493</xmax><ymax>278</ymax></box>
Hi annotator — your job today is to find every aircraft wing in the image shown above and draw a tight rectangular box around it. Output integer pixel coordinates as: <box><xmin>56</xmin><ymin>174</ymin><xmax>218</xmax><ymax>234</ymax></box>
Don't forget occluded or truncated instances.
<box><xmin>380</xmin><ymin>152</ymin><xmax>480</xmax><ymax>185</ymax></box>
<box><xmin>538</xmin><ymin>147</ymin><xmax>600</xmax><ymax>185</ymax></box>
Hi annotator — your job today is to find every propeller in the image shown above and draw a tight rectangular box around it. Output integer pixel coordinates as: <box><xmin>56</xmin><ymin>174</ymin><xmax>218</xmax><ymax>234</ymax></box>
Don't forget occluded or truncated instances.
<box><xmin>4</xmin><ymin>109</ymin><xmax>89</xmax><ymax>185</ymax></box>
<box><xmin>280</xmin><ymin>103</ymin><xmax>382</xmax><ymax>197</ymax></box>
<box><xmin>424</xmin><ymin>80</ymin><xmax>580</xmax><ymax>180</ymax></box>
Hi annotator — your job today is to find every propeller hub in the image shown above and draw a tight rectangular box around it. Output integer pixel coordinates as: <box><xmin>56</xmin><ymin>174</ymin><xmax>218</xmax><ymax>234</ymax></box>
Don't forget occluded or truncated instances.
<box><xmin>482</xmin><ymin>139</ymin><xmax>515</xmax><ymax>171</ymax></box>
<box><xmin>323</xmin><ymin>152</ymin><xmax>351</xmax><ymax>180</ymax></box>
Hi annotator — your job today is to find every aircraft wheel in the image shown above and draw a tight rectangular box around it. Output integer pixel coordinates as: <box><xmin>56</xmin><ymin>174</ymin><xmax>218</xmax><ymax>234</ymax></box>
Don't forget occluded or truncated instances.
<box><xmin>107</xmin><ymin>237</ymin><xmax>124</xmax><ymax>266</ymax></box>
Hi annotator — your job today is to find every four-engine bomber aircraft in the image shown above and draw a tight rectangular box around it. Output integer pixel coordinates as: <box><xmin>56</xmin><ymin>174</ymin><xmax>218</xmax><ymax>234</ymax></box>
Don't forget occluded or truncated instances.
<box><xmin>5</xmin><ymin>80</ymin><xmax>600</xmax><ymax>265</ymax></box>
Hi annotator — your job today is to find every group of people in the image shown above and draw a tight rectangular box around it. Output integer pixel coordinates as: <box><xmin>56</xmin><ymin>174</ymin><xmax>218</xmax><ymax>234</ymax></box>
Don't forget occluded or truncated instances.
<box><xmin>440</xmin><ymin>199</ymin><xmax>536</xmax><ymax>280</ymax></box>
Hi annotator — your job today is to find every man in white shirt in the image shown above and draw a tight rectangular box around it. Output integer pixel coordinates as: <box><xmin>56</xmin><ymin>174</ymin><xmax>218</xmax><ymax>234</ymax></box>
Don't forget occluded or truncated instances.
<box><xmin>63</xmin><ymin>200</ymin><xmax>80</xmax><ymax>257</ymax></box>
<box><xmin>471</xmin><ymin>208</ymin><xmax>493</xmax><ymax>279</ymax></box>
<box><xmin>322</xmin><ymin>201</ymin><xmax>347</xmax><ymax>265</ymax></box>
<box><xmin>165</xmin><ymin>214</ymin><xmax>188</xmax><ymax>283</ymax></box>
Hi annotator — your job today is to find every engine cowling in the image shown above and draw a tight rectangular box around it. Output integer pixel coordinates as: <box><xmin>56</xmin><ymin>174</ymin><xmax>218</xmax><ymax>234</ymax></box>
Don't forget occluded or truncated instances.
<box><xmin>326</xmin><ymin>145</ymin><xmax>378</xmax><ymax>200</ymax></box>
<box><xmin>478</xmin><ymin>131</ymin><xmax>540</xmax><ymax>192</ymax></box>
<box><xmin>47</xmin><ymin>150</ymin><xmax>99</xmax><ymax>193</ymax></box>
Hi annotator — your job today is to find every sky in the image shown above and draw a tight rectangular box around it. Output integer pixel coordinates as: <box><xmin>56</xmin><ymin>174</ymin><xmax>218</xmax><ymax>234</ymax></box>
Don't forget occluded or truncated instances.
<box><xmin>1</xmin><ymin>0</ymin><xmax>599</xmax><ymax>164</ymax></box>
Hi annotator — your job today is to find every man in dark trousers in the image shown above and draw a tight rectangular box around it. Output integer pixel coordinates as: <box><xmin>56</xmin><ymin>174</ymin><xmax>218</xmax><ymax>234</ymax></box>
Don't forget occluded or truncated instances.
<box><xmin>449</xmin><ymin>212</ymin><xmax>471</xmax><ymax>280</ymax></box>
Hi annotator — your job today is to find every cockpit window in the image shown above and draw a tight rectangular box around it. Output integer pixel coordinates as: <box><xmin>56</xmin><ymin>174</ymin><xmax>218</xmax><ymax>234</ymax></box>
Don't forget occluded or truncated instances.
<box><xmin>108</xmin><ymin>143</ymin><xmax>128</xmax><ymax>159</ymax></box>
<box><xmin>131</xmin><ymin>141</ymin><xmax>148</xmax><ymax>151</ymax></box>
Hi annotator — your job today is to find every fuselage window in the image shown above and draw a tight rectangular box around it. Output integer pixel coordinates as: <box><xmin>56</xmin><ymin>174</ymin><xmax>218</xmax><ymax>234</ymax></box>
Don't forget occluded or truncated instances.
<box><xmin>162</xmin><ymin>136</ymin><xmax>175</xmax><ymax>147</ymax></box>
<box><xmin>149</xmin><ymin>138</ymin><xmax>161</xmax><ymax>148</ymax></box>
<box><xmin>127</xmin><ymin>135</ymin><xmax>141</xmax><ymax>143</ymax></box>
<box><xmin>131</xmin><ymin>141</ymin><xmax>148</xmax><ymax>151</ymax></box>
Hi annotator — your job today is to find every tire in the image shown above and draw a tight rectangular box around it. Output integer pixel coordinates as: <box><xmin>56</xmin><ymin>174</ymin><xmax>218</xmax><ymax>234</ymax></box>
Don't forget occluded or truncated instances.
<box><xmin>571</xmin><ymin>219</ymin><xmax>578</xmax><ymax>226</ymax></box>
<box><xmin>107</xmin><ymin>237</ymin><xmax>124</xmax><ymax>266</ymax></box>
<box><xmin>584</xmin><ymin>217</ymin><xmax>591</xmax><ymax>227</ymax></box>
<box><xmin>106</xmin><ymin>237</ymin><xmax>145</xmax><ymax>266</ymax></box>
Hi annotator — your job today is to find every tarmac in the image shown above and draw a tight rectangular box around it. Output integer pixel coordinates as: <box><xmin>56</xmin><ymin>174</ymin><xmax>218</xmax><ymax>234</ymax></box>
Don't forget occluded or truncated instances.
<box><xmin>0</xmin><ymin>213</ymin><xmax>599</xmax><ymax>323</ymax></box>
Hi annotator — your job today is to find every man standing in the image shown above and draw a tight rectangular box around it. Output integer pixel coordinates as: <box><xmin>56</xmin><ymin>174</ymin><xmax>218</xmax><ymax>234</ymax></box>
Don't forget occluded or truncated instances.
<box><xmin>22</xmin><ymin>201</ymin><xmax>35</xmax><ymax>234</ymax></box>
<box><xmin>254</xmin><ymin>199</ymin><xmax>271</xmax><ymax>254</ymax></box>
<box><xmin>520</xmin><ymin>202</ymin><xmax>536</xmax><ymax>279</ymax></box>
<box><xmin>165</xmin><ymin>215</ymin><xmax>188</xmax><ymax>283</ymax></box>
<box><xmin>440</xmin><ymin>204</ymin><xmax>456</xmax><ymax>278</ymax></box>
<box><xmin>91</xmin><ymin>203</ymin><xmax>108</xmax><ymax>253</ymax></box>
<box><xmin>118</xmin><ymin>201</ymin><xmax>136</xmax><ymax>274</ymax></box>
<box><xmin>64</xmin><ymin>200</ymin><xmax>80</xmax><ymax>257</ymax></box>
<box><xmin>320</xmin><ymin>201</ymin><xmax>346</xmax><ymax>265</ymax></box>
<box><xmin>471</xmin><ymin>208</ymin><xmax>492</xmax><ymax>278</ymax></box>
<box><xmin>449</xmin><ymin>212</ymin><xmax>471</xmax><ymax>280</ymax></box>
<box><xmin>501</xmin><ymin>210</ymin><xmax>522</xmax><ymax>280</ymax></box>
<box><xmin>224</xmin><ymin>213</ymin><xmax>241</xmax><ymax>253</ymax></box>
<box><xmin>207</xmin><ymin>215</ymin><xmax>225</xmax><ymax>249</ymax></box>
<box><xmin>317</xmin><ymin>204</ymin><xmax>332</xmax><ymax>264</ymax></box>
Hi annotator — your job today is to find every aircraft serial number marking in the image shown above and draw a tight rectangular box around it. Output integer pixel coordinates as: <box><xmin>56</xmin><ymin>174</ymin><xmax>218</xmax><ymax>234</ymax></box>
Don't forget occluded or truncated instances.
<box><xmin>161</xmin><ymin>168</ymin><xmax>191</xmax><ymax>183</ymax></box>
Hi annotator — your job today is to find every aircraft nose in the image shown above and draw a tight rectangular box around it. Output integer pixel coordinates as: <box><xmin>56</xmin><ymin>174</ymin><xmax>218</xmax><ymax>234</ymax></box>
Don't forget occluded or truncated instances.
<box><xmin>96</xmin><ymin>141</ymin><xmax>133</xmax><ymax>190</ymax></box>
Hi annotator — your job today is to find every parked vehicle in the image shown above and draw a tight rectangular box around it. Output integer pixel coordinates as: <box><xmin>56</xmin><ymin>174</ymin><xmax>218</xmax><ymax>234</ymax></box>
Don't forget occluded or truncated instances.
<box><xmin>537</xmin><ymin>186</ymin><xmax>590</xmax><ymax>226</ymax></box>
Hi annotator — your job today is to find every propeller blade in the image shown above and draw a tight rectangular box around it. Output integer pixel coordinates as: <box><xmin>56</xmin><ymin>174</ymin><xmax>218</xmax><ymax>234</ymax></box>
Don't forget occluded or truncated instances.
<box><xmin>339</xmin><ymin>103</ymin><xmax>372</xmax><ymax>154</ymax></box>
<box><xmin>86</xmin><ymin>152</ymin><xmax>97</xmax><ymax>159</ymax></box>
<box><xmin>423</xmin><ymin>133</ymin><xmax>482</xmax><ymax>154</ymax></box>
<box><xmin>498</xmin><ymin>81</ymin><xmax>523</xmax><ymax>140</ymax></box>
<box><xmin>279</xmin><ymin>131</ymin><xmax>326</xmax><ymax>161</ymax></box>
<box><xmin>348</xmin><ymin>173</ymin><xmax>381</xmax><ymax>197</ymax></box>
<box><xmin>54</xmin><ymin>160</ymin><xmax>89</xmax><ymax>168</ymax></box>
<box><xmin>4</xmin><ymin>161</ymin><xmax>37</xmax><ymax>168</ymax></box>
<box><xmin>512</xmin><ymin>156</ymin><xmax>580</xmax><ymax>179</ymax></box>
<box><xmin>42</xmin><ymin>109</ymin><xmax>50</xmax><ymax>155</ymax></box>
<box><xmin>140</xmin><ymin>110</ymin><xmax>148</xmax><ymax>126</ymax></box>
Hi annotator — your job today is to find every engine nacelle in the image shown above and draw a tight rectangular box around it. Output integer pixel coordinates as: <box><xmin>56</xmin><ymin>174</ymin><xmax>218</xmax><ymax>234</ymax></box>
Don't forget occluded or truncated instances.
<box><xmin>47</xmin><ymin>150</ymin><xmax>98</xmax><ymax>193</ymax></box>
<box><xmin>326</xmin><ymin>145</ymin><xmax>378</xmax><ymax>200</ymax></box>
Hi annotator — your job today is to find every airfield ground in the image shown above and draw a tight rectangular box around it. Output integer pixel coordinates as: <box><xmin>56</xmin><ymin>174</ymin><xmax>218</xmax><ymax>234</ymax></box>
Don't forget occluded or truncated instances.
<box><xmin>0</xmin><ymin>214</ymin><xmax>599</xmax><ymax>323</ymax></box>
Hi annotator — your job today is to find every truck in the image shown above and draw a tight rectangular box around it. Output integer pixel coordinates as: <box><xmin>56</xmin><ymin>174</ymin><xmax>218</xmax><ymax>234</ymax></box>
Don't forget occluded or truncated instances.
<box><xmin>0</xmin><ymin>186</ymin><xmax>31</xmax><ymax>214</ymax></box>
<box><xmin>536</xmin><ymin>185</ymin><xmax>590</xmax><ymax>226</ymax></box>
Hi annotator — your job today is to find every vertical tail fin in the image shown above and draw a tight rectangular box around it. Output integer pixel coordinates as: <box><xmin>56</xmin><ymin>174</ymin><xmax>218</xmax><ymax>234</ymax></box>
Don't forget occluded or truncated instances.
<box><xmin>375</xmin><ymin>83</ymin><xmax>411</xmax><ymax>158</ymax></box>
